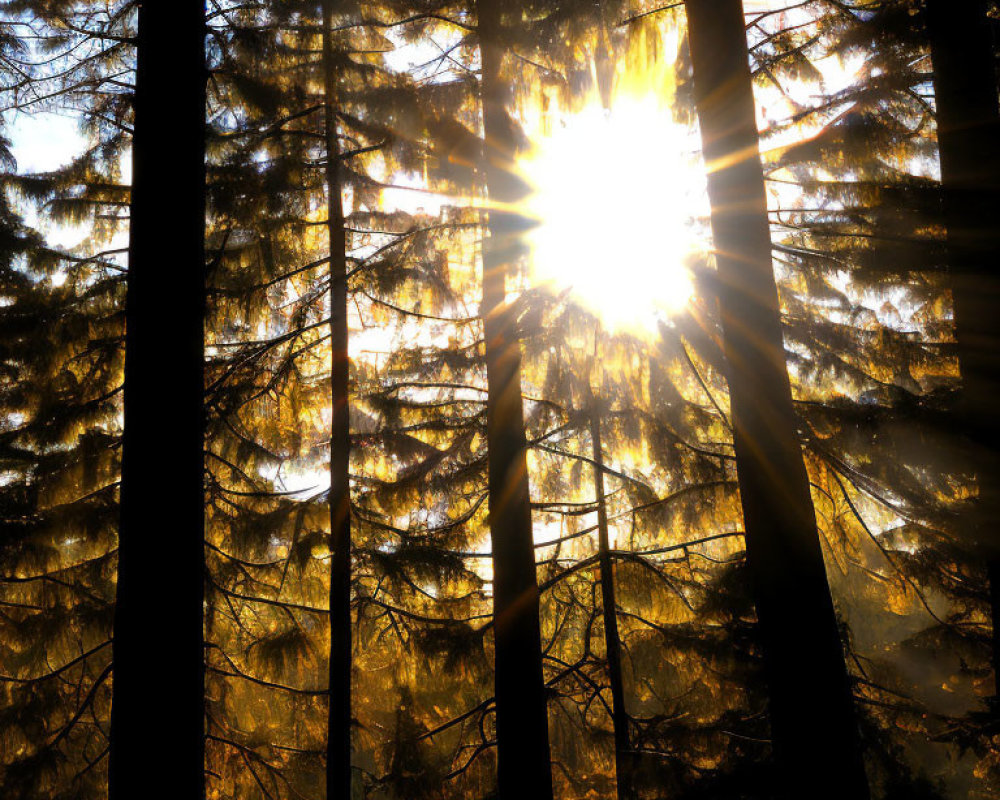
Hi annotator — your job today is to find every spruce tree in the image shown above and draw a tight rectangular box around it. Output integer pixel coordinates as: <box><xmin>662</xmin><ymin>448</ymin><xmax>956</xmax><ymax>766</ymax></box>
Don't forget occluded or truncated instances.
<box><xmin>683</xmin><ymin>0</ymin><xmax>870</xmax><ymax>796</ymax></box>
<box><xmin>321</xmin><ymin>0</ymin><xmax>354</xmax><ymax>795</ymax></box>
<box><xmin>925</xmin><ymin>0</ymin><xmax>1000</xmax><ymax>716</ymax></box>
<box><xmin>476</xmin><ymin>0</ymin><xmax>555</xmax><ymax>796</ymax></box>
<box><xmin>588</xmin><ymin>385</ymin><xmax>634</xmax><ymax>800</ymax></box>
<box><xmin>0</xmin><ymin>5</ymin><xmax>127</xmax><ymax>796</ymax></box>
<box><xmin>755</xmin><ymin>1</ymin><xmax>997</xmax><ymax>791</ymax></box>
<box><xmin>734</xmin><ymin>0</ymin><xmax>998</xmax><ymax>793</ymax></box>
<box><xmin>0</xmin><ymin>116</ymin><xmax>120</xmax><ymax>800</ymax></box>
<box><xmin>109</xmin><ymin>1</ymin><xmax>206</xmax><ymax>797</ymax></box>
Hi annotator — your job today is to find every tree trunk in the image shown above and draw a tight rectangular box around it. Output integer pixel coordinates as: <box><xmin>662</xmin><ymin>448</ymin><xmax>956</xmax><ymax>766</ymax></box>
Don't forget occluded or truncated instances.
<box><xmin>476</xmin><ymin>1</ymin><xmax>555</xmax><ymax>797</ymax></box>
<box><xmin>683</xmin><ymin>2</ymin><xmax>870</xmax><ymax>797</ymax></box>
<box><xmin>321</xmin><ymin>2</ymin><xmax>354</xmax><ymax>798</ymax></box>
<box><xmin>589</xmin><ymin>399</ymin><xmax>635</xmax><ymax>800</ymax></box>
<box><xmin>925</xmin><ymin>0</ymin><xmax>1000</xmax><ymax>716</ymax></box>
<box><xmin>110</xmin><ymin>2</ymin><xmax>206</xmax><ymax>798</ymax></box>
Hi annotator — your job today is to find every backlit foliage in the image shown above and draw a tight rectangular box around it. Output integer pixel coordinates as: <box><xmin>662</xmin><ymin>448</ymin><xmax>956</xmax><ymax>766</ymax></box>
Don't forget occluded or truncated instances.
<box><xmin>1</xmin><ymin>0</ymin><xmax>996</xmax><ymax>798</ymax></box>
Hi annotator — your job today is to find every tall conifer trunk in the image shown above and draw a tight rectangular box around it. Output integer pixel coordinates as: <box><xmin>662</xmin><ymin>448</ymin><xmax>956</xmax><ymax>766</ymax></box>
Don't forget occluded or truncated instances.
<box><xmin>110</xmin><ymin>1</ymin><xmax>206</xmax><ymax>797</ymax></box>
<box><xmin>683</xmin><ymin>2</ymin><xmax>869</xmax><ymax>797</ymax></box>
<box><xmin>589</xmin><ymin>398</ymin><xmax>634</xmax><ymax>800</ymax></box>
<box><xmin>925</xmin><ymin>0</ymin><xmax>1000</xmax><ymax>716</ymax></box>
<box><xmin>475</xmin><ymin>1</ymin><xmax>554</xmax><ymax>796</ymax></box>
<box><xmin>321</xmin><ymin>2</ymin><xmax>354</xmax><ymax>797</ymax></box>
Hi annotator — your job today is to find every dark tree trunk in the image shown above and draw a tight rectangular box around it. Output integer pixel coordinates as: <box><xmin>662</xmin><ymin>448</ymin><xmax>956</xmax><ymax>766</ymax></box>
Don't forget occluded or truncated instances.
<box><xmin>589</xmin><ymin>400</ymin><xmax>635</xmax><ymax>800</ymax></box>
<box><xmin>683</xmin><ymin>2</ymin><xmax>870</xmax><ymax>797</ymax></box>
<box><xmin>925</xmin><ymin>0</ymin><xmax>1000</xmax><ymax>715</ymax></box>
<box><xmin>110</xmin><ymin>2</ymin><xmax>206</xmax><ymax>798</ymax></box>
<box><xmin>321</xmin><ymin>2</ymin><xmax>354</xmax><ymax>797</ymax></box>
<box><xmin>476</xmin><ymin>1</ymin><xmax>554</xmax><ymax>797</ymax></box>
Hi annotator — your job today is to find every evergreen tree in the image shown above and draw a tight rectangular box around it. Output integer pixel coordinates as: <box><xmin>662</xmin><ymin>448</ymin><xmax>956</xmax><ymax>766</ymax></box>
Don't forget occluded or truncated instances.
<box><xmin>109</xmin><ymin>1</ymin><xmax>206</xmax><ymax>797</ymax></box>
<box><xmin>924</xmin><ymin>0</ymin><xmax>1000</xmax><ymax>716</ymax></box>
<box><xmin>743</xmin><ymin>0</ymin><xmax>990</xmax><ymax>793</ymax></box>
<box><xmin>201</xmin><ymin>2</ymin><xmax>481</xmax><ymax>795</ymax></box>
<box><xmin>588</xmin><ymin>376</ymin><xmax>634</xmax><ymax>800</ymax></box>
<box><xmin>683</xmin><ymin>0</ymin><xmax>870</xmax><ymax>796</ymax></box>
<box><xmin>0</xmin><ymin>115</ymin><xmax>119</xmax><ymax>800</ymax></box>
<box><xmin>475</xmin><ymin>0</ymin><xmax>555</xmax><ymax>795</ymax></box>
<box><xmin>320</xmin><ymin>1</ymin><xmax>354</xmax><ymax>795</ymax></box>
<box><xmin>7</xmin><ymin>1</ymin><xmax>1000</xmax><ymax>797</ymax></box>
<box><xmin>0</xmin><ymin>4</ymin><xmax>127</xmax><ymax>796</ymax></box>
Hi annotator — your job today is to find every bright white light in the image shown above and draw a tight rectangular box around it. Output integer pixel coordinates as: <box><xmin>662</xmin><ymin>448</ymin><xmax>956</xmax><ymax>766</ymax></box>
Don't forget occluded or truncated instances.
<box><xmin>519</xmin><ymin>96</ymin><xmax>710</xmax><ymax>332</ymax></box>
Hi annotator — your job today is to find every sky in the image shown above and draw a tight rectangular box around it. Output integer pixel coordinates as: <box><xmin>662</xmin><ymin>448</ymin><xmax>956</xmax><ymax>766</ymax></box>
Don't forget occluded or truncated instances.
<box><xmin>8</xmin><ymin>111</ymin><xmax>95</xmax><ymax>252</ymax></box>
<box><xmin>9</xmin><ymin>110</ymin><xmax>82</xmax><ymax>172</ymax></box>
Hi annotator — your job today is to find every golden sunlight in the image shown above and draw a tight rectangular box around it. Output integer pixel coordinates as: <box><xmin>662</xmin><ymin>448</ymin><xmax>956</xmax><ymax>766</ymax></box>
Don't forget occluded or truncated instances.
<box><xmin>518</xmin><ymin>73</ymin><xmax>711</xmax><ymax>332</ymax></box>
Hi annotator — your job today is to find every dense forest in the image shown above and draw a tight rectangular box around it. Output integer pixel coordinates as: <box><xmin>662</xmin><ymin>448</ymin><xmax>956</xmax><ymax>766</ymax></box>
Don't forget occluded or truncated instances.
<box><xmin>1</xmin><ymin>0</ymin><xmax>999</xmax><ymax>798</ymax></box>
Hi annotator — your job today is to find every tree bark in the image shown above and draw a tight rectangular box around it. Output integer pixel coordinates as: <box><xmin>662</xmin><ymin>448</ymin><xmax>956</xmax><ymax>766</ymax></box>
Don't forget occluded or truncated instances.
<box><xmin>925</xmin><ymin>0</ymin><xmax>1000</xmax><ymax>716</ymax></box>
<box><xmin>589</xmin><ymin>399</ymin><xmax>635</xmax><ymax>800</ymax></box>
<box><xmin>476</xmin><ymin>1</ymin><xmax>555</xmax><ymax>797</ymax></box>
<box><xmin>683</xmin><ymin>1</ymin><xmax>870</xmax><ymax>797</ymax></box>
<box><xmin>110</xmin><ymin>2</ymin><xmax>206</xmax><ymax>798</ymax></box>
<box><xmin>321</xmin><ymin>2</ymin><xmax>354</xmax><ymax>798</ymax></box>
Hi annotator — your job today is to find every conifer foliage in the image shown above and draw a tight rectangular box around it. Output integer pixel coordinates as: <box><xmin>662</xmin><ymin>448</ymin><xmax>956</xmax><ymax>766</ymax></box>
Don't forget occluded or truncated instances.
<box><xmin>2</xmin><ymin>0</ymin><xmax>1000</xmax><ymax>799</ymax></box>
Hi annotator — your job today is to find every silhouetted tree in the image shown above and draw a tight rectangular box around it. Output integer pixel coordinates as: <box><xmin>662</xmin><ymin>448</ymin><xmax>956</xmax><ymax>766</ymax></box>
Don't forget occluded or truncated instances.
<box><xmin>684</xmin><ymin>1</ymin><xmax>870</xmax><ymax>796</ymax></box>
<box><xmin>475</xmin><ymin>0</ymin><xmax>555</xmax><ymax>796</ymax></box>
<box><xmin>0</xmin><ymin>5</ymin><xmax>127</xmax><ymax>797</ymax></box>
<box><xmin>321</xmin><ymin>0</ymin><xmax>354</xmax><ymax>796</ymax></box>
<box><xmin>109</xmin><ymin>2</ymin><xmax>206</xmax><ymax>798</ymax></box>
<box><xmin>925</xmin><ymin>0</ymin><xmax>1000</xmax><ymax>715</ymax></box>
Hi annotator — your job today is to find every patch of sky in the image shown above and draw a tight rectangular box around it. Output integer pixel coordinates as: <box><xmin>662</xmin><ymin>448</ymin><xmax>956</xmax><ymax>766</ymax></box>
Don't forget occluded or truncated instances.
<box><xmin>382</xmin><ymin>20</ymin><xmax>475</xmax><ymax>85</ymax></box>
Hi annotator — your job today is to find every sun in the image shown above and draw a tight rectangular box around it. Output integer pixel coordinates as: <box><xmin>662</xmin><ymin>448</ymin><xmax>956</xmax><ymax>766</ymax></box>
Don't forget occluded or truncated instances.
<box><xmin>518</xmin><ymin>86</ymin><xmax>711</xmax><ymax>333</ymax></box>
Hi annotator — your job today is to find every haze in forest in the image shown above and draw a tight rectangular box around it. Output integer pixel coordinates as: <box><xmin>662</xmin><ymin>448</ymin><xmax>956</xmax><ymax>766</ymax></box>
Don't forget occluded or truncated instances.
<box><xmin>1</xmin><ymin>1</ymin><xmax>999</xmax><ymax>800</ymax></box>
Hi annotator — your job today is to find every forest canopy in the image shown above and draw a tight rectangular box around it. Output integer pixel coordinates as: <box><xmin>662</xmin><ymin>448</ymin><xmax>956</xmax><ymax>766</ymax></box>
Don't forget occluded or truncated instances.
<box><xmin>1</xmin><ymin>1</ymin><xmax>999</xmax><ymax>799</ymax></box>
